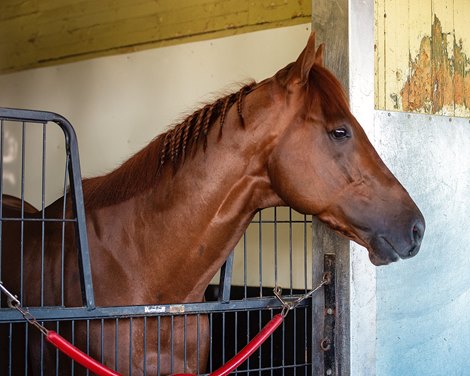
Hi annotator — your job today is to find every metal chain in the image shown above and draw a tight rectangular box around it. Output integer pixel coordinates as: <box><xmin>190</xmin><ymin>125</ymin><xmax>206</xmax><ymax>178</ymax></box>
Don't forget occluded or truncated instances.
<box><xmin>273</xmin><ymin>272</ymin><xmax>332</xmax><ymax>317</ymax></box>
<box><xmin>0</xmin><ymin>281</ymin><xmax>49</xmax><ymax>335</ymax></box>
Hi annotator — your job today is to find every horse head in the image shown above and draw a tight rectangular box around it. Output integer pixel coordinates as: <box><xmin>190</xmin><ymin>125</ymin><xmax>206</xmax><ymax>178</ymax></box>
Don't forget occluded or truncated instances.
<box><xmin>266</xmin><ymin>33</ymin><xmax>425</xmax><ymax>265</ymax></box>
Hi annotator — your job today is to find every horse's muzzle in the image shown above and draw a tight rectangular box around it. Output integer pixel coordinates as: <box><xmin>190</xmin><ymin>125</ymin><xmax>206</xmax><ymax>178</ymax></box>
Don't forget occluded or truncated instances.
<box><xmin>368</xmin><ymin>215</ymin><xmax>425</xmax><ymax>266</ymax></box>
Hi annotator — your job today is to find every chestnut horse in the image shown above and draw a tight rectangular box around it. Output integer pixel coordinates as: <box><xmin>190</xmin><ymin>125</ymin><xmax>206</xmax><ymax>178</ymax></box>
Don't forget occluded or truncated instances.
<box><xmin>1</xmin><ymin>33</ymin><xmax>424</xmax><ymax>375</ymax></box>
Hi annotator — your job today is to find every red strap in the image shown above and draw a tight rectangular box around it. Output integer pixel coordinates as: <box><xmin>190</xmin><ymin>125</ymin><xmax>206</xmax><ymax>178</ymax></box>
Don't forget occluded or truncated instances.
<box><xmin>47</xmin><ymin>314</ymin><xmax>284</xmax><ymax>376</ymax></box>
<box><xmin>209</xmin><ymin>313</ymin><xmax>284</xmax><ymax>376</ymax></box>
<box><xmin>46</xmin><ymin>330</ymin><xmax>122</xmax><ymax>376</ymax></box>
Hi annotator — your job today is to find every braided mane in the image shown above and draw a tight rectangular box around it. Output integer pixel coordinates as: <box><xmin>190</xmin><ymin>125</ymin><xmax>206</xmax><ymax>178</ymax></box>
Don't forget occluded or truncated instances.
<box><xmin>82</xmin><ymin>82</ymin><xmax>256</xmax><ymax>209</ymax></box>
<box><xmin>159</xmin><ymin>82</ymin><xmax>255</xmax><ymax>167</ymax></box>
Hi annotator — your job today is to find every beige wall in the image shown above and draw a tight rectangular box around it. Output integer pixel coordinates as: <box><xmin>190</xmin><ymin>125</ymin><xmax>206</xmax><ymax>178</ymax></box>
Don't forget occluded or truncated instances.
<box><xmin>375</xmin><ymin>0</ymin><xmax>470</xmax><ymax>116</ymax></box>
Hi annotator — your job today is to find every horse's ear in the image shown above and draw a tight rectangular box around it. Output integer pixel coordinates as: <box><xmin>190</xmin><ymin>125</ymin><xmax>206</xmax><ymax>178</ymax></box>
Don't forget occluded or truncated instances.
<box><xmin>290</xmin><ymin>32</ymin><xmax>318</xmax><ymax>85</ymax></box>
<box><xmin>277</xmin><ymin>32</ymin><xmax>323</xmax><ymax>87</ymax></box>
<box><xmin>314</xmin><ymin>43</ymin><xmax>325</xmax><ymax>67</ymax></box>
<box><xmin>292</xmin><ymin>31</ymin><xmax>324</xmax><ymax>84</ymax></box>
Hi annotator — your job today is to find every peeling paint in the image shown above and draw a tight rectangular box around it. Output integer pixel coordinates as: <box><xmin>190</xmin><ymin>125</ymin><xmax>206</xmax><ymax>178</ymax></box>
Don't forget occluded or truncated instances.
<box><xmin>400</xmin><ymin>15</ymin><xmax>470</xmax><ymax>115</ymax></box>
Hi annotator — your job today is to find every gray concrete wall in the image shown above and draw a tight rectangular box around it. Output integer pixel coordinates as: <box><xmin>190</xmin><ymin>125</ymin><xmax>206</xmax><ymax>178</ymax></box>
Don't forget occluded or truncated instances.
<box><xmin>374</xmin><ymin>111</ymin><xmax>470</xmax><ymax>375</ymax></box>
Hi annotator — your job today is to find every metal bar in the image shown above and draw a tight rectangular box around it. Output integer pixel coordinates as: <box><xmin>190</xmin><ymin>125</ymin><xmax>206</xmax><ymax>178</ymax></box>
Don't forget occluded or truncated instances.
<box><xmin>183</xmin><ymin>315</ymin><xmax>187</xmax><ymax>373</ymax></box>
<box><xmin>196</xmin><ymin>314</ymin><xmax>200</xmax><ymax>374</ymax></box>
<box><xmin>0</xmin><ymin>217</ymin><xmax>77</xmax><ymax>222</ymax></box>
<box><xmin>20</xmin><ymin>122</ymin><xmax>26</xmax><ymax>304</ymax></box>
<box><xmin>274</xmin><ymin>207</ymin><xmax>278</xmax><ymax>289</ymax></box>
<box><xmin>217</xmin><ymin>250</ymin><xmax>234</xmax><ymax>303</ymax></box>
<box><xmin>323</xmin><ymin>254</ymin><xmax>336</xmax><ymax>375</ymax></box>
<box><xmin>0</xmin><ymin>120</ymin><xmax>3</xmax><ymax>298</ymax></box>
<box><xmin>129</xmin><ymin>317</ymin><xmax>133</xmax><ymax>376</ymax></box>
<box><xmin>258</xmin><ymin>210</ymin><xmax>263</xmax><ymax>297</ymax></box>
<box><xmin>60</xmin><ymin>156</ymin><xmax>70</xmax><ymax>306</ymax></box>
<box><xmin>40</xmin><ymin>122</ymin><xmax>46</xmax><ymax>307</ymax></box>
<box><xmin>143</xmin><ymin>316</ymin><xmax>147</xmax><ymax>376</ymax></box>
<box><xmin>58</xmin><ymin>115</ymin><xmax>95</xmax><ymax>310</ymax></box>
<box><xmin>25</xmin><ymin>322</ymin><xmax>29</xmax><ymax>376</ymax></box>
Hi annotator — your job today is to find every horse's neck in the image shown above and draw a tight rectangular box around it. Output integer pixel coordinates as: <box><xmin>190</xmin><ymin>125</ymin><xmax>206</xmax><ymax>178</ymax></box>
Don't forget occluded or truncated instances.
<box><xmin>87</xmin><ymin>87</ymin><xmax>285</xmax><ymax>305</ymax></box>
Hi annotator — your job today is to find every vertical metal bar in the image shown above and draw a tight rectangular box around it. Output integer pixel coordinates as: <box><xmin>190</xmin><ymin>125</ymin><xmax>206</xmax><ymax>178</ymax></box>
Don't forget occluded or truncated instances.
<box><xmin>170</xmin><ymin>316</ymin><xmax>174</xmax><ymax>375</ymax></box>
<box><xmin>0</xmin><ymin>120</ymin><xmax>4</xmax><ymax>291</ymax></box>
<box><xmin>243</xmin><ymin>233</ymin><xmax>247</xmax><ymax>299</ymax></box>
<box><xmin>209</xmin><ymin>313</ymin><xmax>213</xmax><ymax>373</ymax></box>
<box><xmin>40</xmin><ymin>321</ymin><xmax>44</xmax><ymax>376</ymax></box>
<box><xmin>55</xmin><ymin>321</ymin><xmax>60</xmax><ymax>376</ymax></box>
<box><xmin>20</xmin><ymin>122</ymin><xmax>25</xmax><ymax>304</ymax></box>
<box><xmin>258</xmin><ymin>210</ymin><xmax>263</xmax><ymax>297</ymax></box>
<box><xmin>129</xmin><ymin>318</ymin><xmax>133</xmax><ymax>376</ymax></box>
<box><xmin>143</xmin><ymin>316</ymin><xmax>147</xmax><ymax>376</ymax></box>
<box><xmin>289</xmin><ymin>208</ymin><xmax>293</xmax><ymax>294</ymax></box>
<box><xmin>234</xmin><ymin>312</ymin><xmax>238</xmax><ymax>364</ymax></box>
<box><xmin>86</xmin><ymin>320</ymin><xmax>90</xmax><ymax>376</ymax></box>
<box><xmin>157</xmin><ymin>316</ymin><xmax>161</xmax><ymax>376</ymax></box>
<box><xmin>196</xmin><ymin>314</ymin><xmax>200</xmax><ymax>374</ymax></box>
<box><xmin>218</xmin><ymin>251</ymin><xmax>234</xmax><ymax>303</ymax></box>
<box><xmin>101</xmin><ymin>319</ymin><xmax>105</xmax><ymax>364</ymax></box>
<box><xmin>281</xmin><ymin>313</ymin><xmax>285</xmax><ymax>376</ymax></box>
<box><xmin>115</xmin><ymin>318</ymin><xmax>119</xmax><ymax>372</ymax></box>
<box><xmin>293</xmin><ymin>306</ymin><xmax>297</xmax><ymax>373</ymax></box>
<box><xmin>60</xmin><ymin>156</ymin><xmax>70</xmax><ymax>306</ymax></box>
<box><xmin>40</xmin><ymin>123</ymin><xmax>46</xmax><ymax>307</ymax></box>
<box><xmin>8</xmin><ymin>323</ymin><xmax>12</xmax><ymax>376</ymax></box>
<box><xmin>222</xmin><ymin>312</ymin><xmax>226</xmax><ymax>363</ymax></box>
<box><xmin>258</xmin><ymin>309</ymin><xmax>262</xmax><ymax>375</ymax></box>
<box><xmin>274</xmin><ymin>207</ymin><xmax>278</xmax><ymax>288</ymax></box>
<box><xmin>25</xmin><ymin>322</ymin><xmax>29</xmax><ymax>376</ymax></box>
<box><xmin>304</xmin><ymin>215</ymin><xmax>308</xmax><ymax>293</ymax></box>
<box><xmin>71</xmin><ymin>320</ymin><xmax>75</xmax><ymax>376</ymax></box>
<box><xmin>246</xmin><ymin>310</ymin><xmax>250</xmax><ymax>372</ymax></box>
<box><xmin>183</xmin><ymin>315</ymin><xmax>187</xmax><ymax>373</ymax></box>
<box><xmin>56</xmin><ymin>116</ymin><xmax>95</xmax><ymax>309</ymax></box>
<box><xmin>270</xmin><ymin>310</ymin><xmax>274</xmax><ymax>376</ymax></box>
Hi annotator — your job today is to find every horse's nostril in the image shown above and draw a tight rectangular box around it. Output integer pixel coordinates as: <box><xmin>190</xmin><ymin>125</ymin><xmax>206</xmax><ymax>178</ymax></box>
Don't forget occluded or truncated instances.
<box><xmin>412</xmin><ymin>220</ymin><xmax>425</xmax><ymax>244</ymax></box>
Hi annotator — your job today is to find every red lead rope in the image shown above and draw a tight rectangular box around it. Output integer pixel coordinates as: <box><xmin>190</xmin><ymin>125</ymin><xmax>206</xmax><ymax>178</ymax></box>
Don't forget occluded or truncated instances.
<box><xmin>209</xmin><ymin>313</ymin><xmax>284</xmax><ymax>376</ymax></box>
<box><xmin>46</xmin><ymin>314</ymin><xmax>283</xmax><ymax>376</ymax></box>
<box><xmin>46</xmin><ymin>330</ymin><xmax>122</xmax><ymax>376</ymax></box>
<box><xmin>173</xmin><ymin>313</ymin><xmax>284</xmax><ymax>376</ymax></box>
<box><xmin>47</xmin><ymin>313</ymin><xmax>284</xmax><ymax>376</ymax></box>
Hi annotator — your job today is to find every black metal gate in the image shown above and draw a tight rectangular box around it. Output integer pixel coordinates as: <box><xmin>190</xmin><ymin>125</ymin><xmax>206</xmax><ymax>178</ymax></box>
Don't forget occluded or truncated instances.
<box><xmin>0</xmin><ymin>108</ymin><xmax>337</xmax><ymax>375</ymax></box>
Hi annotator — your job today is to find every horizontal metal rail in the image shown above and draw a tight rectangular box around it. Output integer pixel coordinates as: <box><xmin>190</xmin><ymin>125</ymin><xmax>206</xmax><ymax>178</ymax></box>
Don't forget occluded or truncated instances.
<box><xmin>0</xmin><ymin>295</ymin><xmax>310</xmax><ymax>323</ymax></box>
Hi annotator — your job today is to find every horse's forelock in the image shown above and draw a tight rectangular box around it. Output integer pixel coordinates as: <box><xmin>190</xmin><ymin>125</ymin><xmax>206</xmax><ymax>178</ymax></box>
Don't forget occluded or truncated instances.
<box><xmin>305</xmin><ymin>65</ymin><xmax>351</xmax><ymax>121</ymax></box>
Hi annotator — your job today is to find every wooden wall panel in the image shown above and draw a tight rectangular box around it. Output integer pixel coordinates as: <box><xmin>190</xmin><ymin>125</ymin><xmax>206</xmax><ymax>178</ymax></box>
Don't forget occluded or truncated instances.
<box><xmin>0</xmin><ymin>0</ymin><xmax>311</xmax><ymax>74</ymax></box>
<box><xmin>375</xmin><ymin>0</ymin><xmax>470</xmax><ymax>117</ymax></box>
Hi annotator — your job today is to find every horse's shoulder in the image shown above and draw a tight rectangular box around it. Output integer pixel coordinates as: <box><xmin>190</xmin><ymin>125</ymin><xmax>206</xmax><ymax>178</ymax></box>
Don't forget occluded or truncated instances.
<box><xmin>1</xmin><ymin>194</ymin><xmax>39</xmax><ymax>214</ymax></box>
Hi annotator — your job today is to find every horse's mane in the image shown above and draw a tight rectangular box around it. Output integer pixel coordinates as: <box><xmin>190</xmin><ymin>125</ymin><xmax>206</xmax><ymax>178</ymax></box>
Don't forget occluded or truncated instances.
<box><xmin>82</xmin><ymin>82</ymin><xmax>256</xmax><ymax>210</ymax></box>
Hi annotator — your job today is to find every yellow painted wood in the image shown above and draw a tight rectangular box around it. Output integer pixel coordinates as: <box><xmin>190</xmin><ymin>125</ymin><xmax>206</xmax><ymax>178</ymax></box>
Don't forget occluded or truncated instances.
<box><xmin>374</xmin><ymin>0</ymin><xmax>386</xmax><ymax>110</ymax></box>
<box><xmin>0</xmin><ymin>0</ymin><xmax>311</xmax><ymax>74</ymax></box>
<box><xmin>376</xmin><ymin>0</ymin><xmax>470</xmax><ymax>117</ymax></box>
<box><xmin>453</xmin><ymin>0</ymin><xmax>470</xmax><ymax>117</ymax></box>
<box><xmin>384</xmin><ymin>0</ymin><xmax>410</xmax><ymax>111</ymax></box>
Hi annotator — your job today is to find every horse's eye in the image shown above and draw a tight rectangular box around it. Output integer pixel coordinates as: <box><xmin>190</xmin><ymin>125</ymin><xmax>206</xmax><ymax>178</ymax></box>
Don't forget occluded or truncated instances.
<box><xmin>330</xmin><ymin>128</ymin><xmax>350</xmax><ymax>140</ymax></box>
